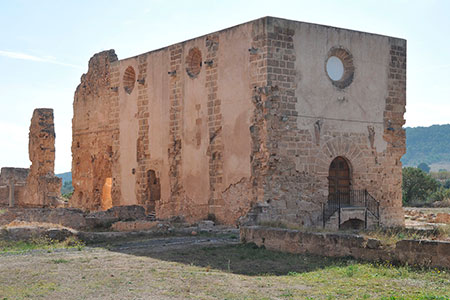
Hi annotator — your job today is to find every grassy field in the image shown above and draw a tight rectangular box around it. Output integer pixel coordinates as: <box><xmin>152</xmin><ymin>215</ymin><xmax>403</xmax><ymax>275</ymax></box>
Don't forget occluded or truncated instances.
<box><xmin>0</xmin><ymin>235</ymin><xmax>449</xmax><ymax>300</ymax></box>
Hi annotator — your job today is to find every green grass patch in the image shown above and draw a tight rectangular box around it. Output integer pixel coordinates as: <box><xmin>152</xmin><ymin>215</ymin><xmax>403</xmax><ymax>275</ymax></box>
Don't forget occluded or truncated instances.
<box><xmin>146</xmin><ymin>243</ymin><xmax>450</xmax><ymax>298</ymax></box>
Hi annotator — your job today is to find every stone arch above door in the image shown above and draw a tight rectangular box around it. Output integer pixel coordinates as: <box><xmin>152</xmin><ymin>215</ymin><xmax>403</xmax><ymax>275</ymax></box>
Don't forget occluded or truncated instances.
<box><xmin>315</xmin><ymin>136</ymin><xmax>367</xmax><ymax>176</ymax></box>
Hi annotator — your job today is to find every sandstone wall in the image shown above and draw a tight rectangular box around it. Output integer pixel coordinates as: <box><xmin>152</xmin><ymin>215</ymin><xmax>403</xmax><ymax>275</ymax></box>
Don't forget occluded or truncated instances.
<box><xmin>72</xmin><ymin>17</ymin><xmax>406</xmax><ymax>227</ymax></box>
<box><xmin>71</xmin><ymin>50</ymin><xmax>120</xmax><ymax>211</ymax></box>
<box><xmin>247</xmin><ymin>18</ymin><xmax>406</xmax><ymax>227</ymax></box>
<box><xmin>0</xmin><ymin>168</ymin><xmax>29</xmax><ymax>207</ymax></box>
<box><xmin>0</xmin><ymin>168</ymin><xmax>29</xmax><ymax>185</ymax></box>
<box><xmin>25</xmin><ymin>109</ymin><xmax>62</xmax><ymax>207</ymax></box>
<box><xmin>110</xmin><ymin>22</ymin><xmax>257</xmax><ymax>224</ymax></box>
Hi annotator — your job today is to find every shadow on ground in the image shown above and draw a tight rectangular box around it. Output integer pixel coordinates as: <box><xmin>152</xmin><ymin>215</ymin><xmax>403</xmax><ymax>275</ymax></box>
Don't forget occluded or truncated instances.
<box><xmin>97</xmin><ymin>235</ymin><xmax>354</xmax><ymax>276</ymax></box>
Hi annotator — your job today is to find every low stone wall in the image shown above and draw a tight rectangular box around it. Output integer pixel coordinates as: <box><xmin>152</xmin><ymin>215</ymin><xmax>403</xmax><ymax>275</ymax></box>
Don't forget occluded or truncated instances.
<box><xmin>0</xmin><ymin>205</ymin><xmax>148</xmax><ymax>230</ymax></box>
<box><xmin>111</xmin><ymin>220</ymin><xmax>157</xmax><ymax>232</ymax></box>
<box><xmin>0</xmin><ymin>207</ymin><xmax>88</xmax><ymax>230</ymax></box>
<box><xmin>240</xmin><ymin>226</ymin><xmax>450</xmax><ymax>269</ymax></box>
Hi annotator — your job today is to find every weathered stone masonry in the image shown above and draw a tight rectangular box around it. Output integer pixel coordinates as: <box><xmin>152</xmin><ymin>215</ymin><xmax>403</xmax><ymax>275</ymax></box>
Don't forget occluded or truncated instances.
<box><xmin>71</xmin><ymin>51</ymin><xmax>119</xmax><ymax>211</ymax></box>
<box><xmin>0</xmin><ymin>109</ymin><xmax>62</xmax><ymax>208</ymax></box>
<box><xmin>71</xmin><ymin>17</ymin><xmax>406</xmax><ymax>227</ymax></box>
<box><xmin>244</xmin><ymin>18</ymin><xmax>406</xmax><ymax>228</ymax></box>
<box><xmin>26</xmin><ymin>109</ymin><xmax>62</xmax><ymax>207</ymax></box>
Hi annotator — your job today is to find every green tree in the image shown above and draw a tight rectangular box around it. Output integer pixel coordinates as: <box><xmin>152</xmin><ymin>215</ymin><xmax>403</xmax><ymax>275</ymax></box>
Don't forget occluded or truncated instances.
<box><xmin>402</xmin><ymin>167</ymin><xmax>439</xmax><ymax>205</ymax></box>
<box><xmin>417</xmin><ymin>162</ymin><xmax>430</xmax><ymax>173</ymax></box>
<box><xmin>429</xmin><ymin>187</ymin><xmax>450</xmax><ymax>203</ymax></box>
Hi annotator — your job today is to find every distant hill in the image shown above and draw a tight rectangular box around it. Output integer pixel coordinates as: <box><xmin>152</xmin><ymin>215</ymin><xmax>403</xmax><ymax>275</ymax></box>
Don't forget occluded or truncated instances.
<box><xmin>56</xmin><ymin>172</ymin><xmax>73</xmax><ymax>195</ymax></box>
<box><xmin>402</xmin><ymin>124</ymin><xmax>450</xmax><ymax>170</ymax></box>
<box><xmin>56</xmin><ymin>172</ymin><xmax>72</xmax><ymax>183</ymax></box>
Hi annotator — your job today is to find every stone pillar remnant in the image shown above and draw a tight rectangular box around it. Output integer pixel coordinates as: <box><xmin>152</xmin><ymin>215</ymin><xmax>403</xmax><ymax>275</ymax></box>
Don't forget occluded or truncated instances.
<box><xmin>26</xmin><ymin>108</ymin><xmax>62</xmax><ymax>207</ymax></box>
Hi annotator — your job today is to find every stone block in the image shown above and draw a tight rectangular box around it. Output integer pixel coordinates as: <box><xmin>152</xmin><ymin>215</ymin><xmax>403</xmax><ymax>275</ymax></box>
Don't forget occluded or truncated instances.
<box><xmin>111</xmin><ymin>220</ymin><xmax>157</xmax><ymax>232</ymax></box>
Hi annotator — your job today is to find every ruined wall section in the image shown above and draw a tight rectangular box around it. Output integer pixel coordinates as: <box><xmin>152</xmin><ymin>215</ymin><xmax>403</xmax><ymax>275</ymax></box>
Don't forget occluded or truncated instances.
<box><xmin>246</xmin><ymin>20</ymin><xmax>272</xmax><ymax>222</ymax></box>
<box><xmin>0</xmin><ymin>168</ymin><xmax>29</xmax><ymax>207</ymax></box>
<box><xmin>248</xmin><ymin>18</ymin><xmax>406</xmax><ymax>227</ymax></box>
<box><xmin>249</xmin><ymin>19</ymin><xmax>313</xmax><ymax>225</ymax></box>
<box><xmin>71</xmin><ymin>17</ymin><xmax>405</xmax><ymax>226</ymax></box>
<box><xmin>378</xmin><ymin>39</ymin><xmax>406</xmax><ymax>225</ymax></box>
<box><xmin>71</xmin><ymin>50</ymin><xmax>120</xmax><ymax>210</ymax></box>
<box><xmin>26</xmin><ymin>109</ymin><xmax>62</xmax><ymax>207</ymax></box>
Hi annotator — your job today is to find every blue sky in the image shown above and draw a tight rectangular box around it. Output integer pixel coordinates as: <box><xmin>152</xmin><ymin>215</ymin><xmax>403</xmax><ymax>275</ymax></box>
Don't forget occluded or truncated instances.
<box><xmin>1</xmin><ymin>0</ymin><xmax>449</xmax><ymax>173</ymax></box>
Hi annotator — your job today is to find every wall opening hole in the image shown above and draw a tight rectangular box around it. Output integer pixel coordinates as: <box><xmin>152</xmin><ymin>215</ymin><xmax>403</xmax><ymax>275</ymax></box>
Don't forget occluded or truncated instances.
<box><xmin>325</xmin><ymin>47</ymin><xmax>355</xmax><ymax>89</ymax></box>
<box><xmin>123</xmin><ymin>66</ymin><xmax>136</xmax><ymax>94</ymax></box>
<box><xmin>326</xmin><ymin>56</ymin><xmax>344</xmax><ymax>81</ymax></box>
<box><xmin>101</xmin><ymin>177</ymin><xmax>113</xmax><ymax>210</ymax></box>
<box><xmin>186</xmin><ymin>47</ymin><xmax>202</xmax><ymax>78</ymax></box>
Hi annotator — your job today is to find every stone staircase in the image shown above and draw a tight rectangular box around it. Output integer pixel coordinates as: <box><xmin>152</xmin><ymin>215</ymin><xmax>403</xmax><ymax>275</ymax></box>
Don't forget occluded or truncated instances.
<box><xmin>323</xmin><ymin>189</ymin><xmax>380</xmax><ymax>230</ymax></box>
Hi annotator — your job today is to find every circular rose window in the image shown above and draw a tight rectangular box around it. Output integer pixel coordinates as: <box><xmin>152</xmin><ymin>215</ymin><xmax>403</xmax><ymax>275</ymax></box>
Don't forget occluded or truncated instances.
<box><xmin>325</xmin><ymin>47</ymin><xmax>354</xmax><ymax>89</ymax></box>
<box><xmin>326</xmin><ymin>56</ymin><xmax>344</xmax><ymax>81</ymax></box>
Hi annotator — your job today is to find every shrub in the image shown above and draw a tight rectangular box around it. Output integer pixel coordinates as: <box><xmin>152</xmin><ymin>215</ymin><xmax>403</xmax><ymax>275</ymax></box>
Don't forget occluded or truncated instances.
<box><xmin>429</xmin><ymin>187</ymin><xmax>450</xmax><ymax>203</ymax></box>
<box><xmin>402</xmin><ymin>167</ymin><xmax>440</xmax><ymax>205</ymax></box>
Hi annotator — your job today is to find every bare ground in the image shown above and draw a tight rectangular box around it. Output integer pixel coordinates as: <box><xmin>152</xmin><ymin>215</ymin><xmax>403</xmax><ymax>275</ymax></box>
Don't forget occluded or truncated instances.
<box><xmin>1</xmin><ymin>233</ymin><xmax>449</xmax><ymax>300</ymax></box>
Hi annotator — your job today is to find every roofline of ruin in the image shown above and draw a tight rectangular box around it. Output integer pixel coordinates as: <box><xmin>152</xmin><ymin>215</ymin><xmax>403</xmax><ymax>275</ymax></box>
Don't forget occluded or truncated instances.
<box><xmin>104</xmin><ymin>16</ymin><xmax>407</xmax><ymax>64</ymax></box>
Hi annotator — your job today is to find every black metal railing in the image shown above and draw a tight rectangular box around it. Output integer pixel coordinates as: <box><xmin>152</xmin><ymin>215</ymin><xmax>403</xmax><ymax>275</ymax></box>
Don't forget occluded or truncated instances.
<box><xmin>322</xmin><ymin>189</ymin><xmax>380</xmax><ymax>228</ymax></box>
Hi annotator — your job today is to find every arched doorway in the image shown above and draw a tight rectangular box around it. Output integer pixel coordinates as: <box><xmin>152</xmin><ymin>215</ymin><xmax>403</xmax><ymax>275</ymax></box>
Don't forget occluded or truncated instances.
<box><xmin>328</xmin><ymin>156</ymin><xmax>351</xmax><ymax>206</ymax></box>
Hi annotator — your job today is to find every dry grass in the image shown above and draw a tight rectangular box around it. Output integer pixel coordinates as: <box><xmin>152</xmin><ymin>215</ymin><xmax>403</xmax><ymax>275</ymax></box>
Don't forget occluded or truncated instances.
<box><xmin>405</xmin><ymin>207</ymin><xmax>450</xmax><ymax>214</ymax></box>
<box><xmin>362</xmin><ymin>226</ymin><xmax>450</xmax><ymax>246</ymax></box>
<box><xmin>0</xmin><ymin>236</ymin><xmax>449</xmax><ymax>299</ymax></box>
<box><xmin>3</xmin><ymin>220</ymin><xmax>71</xmax><ymax>229</ymax></box>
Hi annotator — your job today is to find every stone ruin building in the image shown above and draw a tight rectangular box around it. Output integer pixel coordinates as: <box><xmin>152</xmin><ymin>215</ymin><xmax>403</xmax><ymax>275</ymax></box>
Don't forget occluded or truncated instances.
<box><xmin>71</xmin><ymin>16</ymin><xmax>406</xmax><ymax>229</ymax></box>
<box><xmin>0</xmin><ymin>109</ymin><xmax>62</xmax><ymax>208</ymax></box>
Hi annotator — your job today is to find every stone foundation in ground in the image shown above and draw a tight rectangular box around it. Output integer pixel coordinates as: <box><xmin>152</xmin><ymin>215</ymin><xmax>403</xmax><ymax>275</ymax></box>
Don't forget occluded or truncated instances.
<box><xmin>110</xmin><ymin>220</ymin><xmax>158</xmax><ymax>232</ymax></box>
<box><xmin>240</xmin><ymin>226</ymin><xmax>450</xmax><ymax>269</ymax></box>
<box><xmin>0</xmin><ymin>205</ymin><xmax>149</xmax><ymax>231</ymax></box>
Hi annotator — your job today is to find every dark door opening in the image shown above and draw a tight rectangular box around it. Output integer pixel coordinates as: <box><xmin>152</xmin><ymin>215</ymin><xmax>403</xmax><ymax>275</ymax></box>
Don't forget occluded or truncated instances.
<box><xmin>145</xmin><ymin>170</ymin><xmax>160</xmax><ymax>213</ymax></box>
<box><xmin>328</xmin><ymin>156</ymin><xmax>351</xmax><ymax>206</ymax></box>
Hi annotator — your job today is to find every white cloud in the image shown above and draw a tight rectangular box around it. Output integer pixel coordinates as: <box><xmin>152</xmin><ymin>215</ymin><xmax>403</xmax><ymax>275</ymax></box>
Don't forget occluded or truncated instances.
<box><xmin>0</xmin><ymin>50</ymin><xmax>83</xmax><ymax>69</ymax></box>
